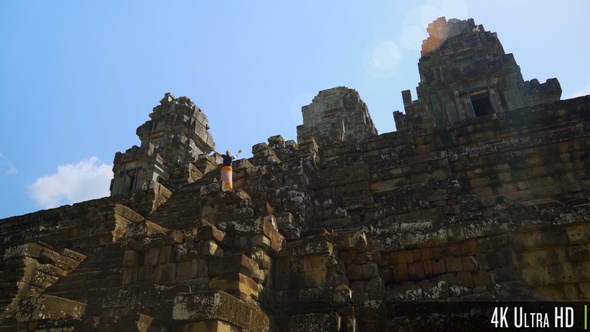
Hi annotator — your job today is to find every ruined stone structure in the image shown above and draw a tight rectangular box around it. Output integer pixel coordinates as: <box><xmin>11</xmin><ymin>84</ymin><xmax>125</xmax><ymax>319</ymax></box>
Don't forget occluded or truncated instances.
<box><xmin>2</xmin><ymin>17</ymin><xmax>590</xmax><ymax>331</ymax></box>
<box><xmin>110</xmin><ymin>93</ymin><xmax>216</xmax><ymax>196</ymax></box>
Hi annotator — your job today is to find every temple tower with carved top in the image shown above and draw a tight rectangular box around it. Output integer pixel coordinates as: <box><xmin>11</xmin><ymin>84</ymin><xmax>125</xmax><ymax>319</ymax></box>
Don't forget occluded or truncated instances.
<box><xmin>297</xmin><ymin>86</ymin><xmax>378</xmax><ymax>147</ymax></box>
<box><xmin>395</xmin><ymin>17</ymin><xmax>562</xmax><ymax>131</ymax></box>
<box><xmin>109</xmin><ymin>93</ymin><xmax>215</xmax><ymax>196</ymax></box>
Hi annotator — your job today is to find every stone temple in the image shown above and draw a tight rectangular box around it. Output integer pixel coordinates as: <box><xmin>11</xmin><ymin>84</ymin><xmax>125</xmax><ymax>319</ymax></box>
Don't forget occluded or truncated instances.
<box><xmin>2</xmin><ymin>17</ymin><xmax>590</xmax><ymax>331</ymax></box>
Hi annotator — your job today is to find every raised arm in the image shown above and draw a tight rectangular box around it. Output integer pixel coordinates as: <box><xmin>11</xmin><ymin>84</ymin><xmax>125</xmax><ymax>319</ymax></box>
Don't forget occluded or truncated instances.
<box><xmin>234</xmin><ymin>149</ymin><xmax>242</xmax><ymax>158</ymax></box>
<box><xmin>212</xmin><ymin>149</ymin><xmax>221</xmax><ymax>156</ymax></box>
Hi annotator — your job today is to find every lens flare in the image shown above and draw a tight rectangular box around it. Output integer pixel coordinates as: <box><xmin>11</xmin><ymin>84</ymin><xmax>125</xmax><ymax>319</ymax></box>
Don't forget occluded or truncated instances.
<box><xmin>362</xmin><ymin>40</ymin><xmax>401</xmax><ymax>78</ymax></box>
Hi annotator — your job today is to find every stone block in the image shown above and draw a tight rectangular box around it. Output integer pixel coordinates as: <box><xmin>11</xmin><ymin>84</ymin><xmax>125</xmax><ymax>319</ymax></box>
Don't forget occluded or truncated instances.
<box><xmin>477</xmin><ymin>234</ymin><xmax>511</xmax><ymax>252</ymax></box>
<box><xmin>382</xmin><ymin>250</ymin><xmax>414</xmax><ymax>265</ymax></box>
<box><xmin>365</xmin><ymin>277</ymin><xmax>384</xmax><ymax>292</ymax></box>
<box><xmin>408</xmin><ymin>262</ymin><xmax>425</xmax><ymax>280</ymax></box>
<box><xmin>274</xmin><ymin>257</ymin><xmax>289</xmax><ymax>275</ymax></box>
<box><xmin>420</xmin><ymin>247</ymin><xmax>433</xmax><ymax>261</ymax></box>
<box><xmin>198</xmin><ymin>240</ymin><xmax>224</xmax><ymax>258</ymax></box>
<box><xmin>251</xmin><ymin>234</ymin><xmax>271</xmax><ymax>251</ymax></box>
<box><xmin>122</xmin><ymin>267</ymin><xmax>137</xmax><ymax>286</ymax></box>
<box><xmin>208</xmin><ymin>273</ymin><xmax>259</xmax><ymax>301</ymax></box>
<box><xmin>303</xmin><ymin>254</ymin><xmax>326</xmax><ymax>272</ymax></box>
<box><xmin>197</xmin><ymin>225</ymin><xmax>228</xmax><ymax>245</ymax></box>
<box><xmin>180</xmin><ymin>320</ymin><xmax>233</xmax><ymax>332</ymax></box>
<box><xmin>152</xmin><ymin>265</ymin><xmax>163</xmax><ymax>283</ymax></box>
<box><xmin>162</xmin><ymin>263</ymin><xmax>177</xmax><ymax>282</ymax></box>
<box><xmin>431</xmin><ymin>247</ymin><xmax>444</xmax><ymax>260</ymax></box>
<box><xmin>447</xmin><ymin>243</ymin><xmax>462</xmax><ymax>255</ymax></box>
<box><xmin>339</xmin><ymin>250</ymin><xmax>353</xmax><ymax>265</ymax></box>
<box><xmin>191</xmin><ymin>258</ymin><xmax>208</xmax><ymax>279</ymax></box>
<box><xmin>393</xmin><ymin>264</ymin><xmax>409</xmax><ymax>283</ymax></box>
<box><xmin>144</xmin><ymin>247</ymin><xmax>160</xmax><ymax>266</ymax></box>
<box><xmin>34</xmin><ymin>262</ymin><xmax>64</xmax><ymax>277</ymax></box>
<box><xmin>207</xmin><ymin>257</ymin><xmax>224</xmax><ymax>278</ymax></box>
<box><xmin>125</xmin><ymin>220</ymin><xmax>168</xmax><ymax>240</ymax></box>
<box><xmin>423</xmin><ymin>260</ymin><xmax>433</xmax><ymax>277</ymax></box>
<box><xmin>351</xmin><ymin>252</ymin><xmax>368</xmax><ymax>265</ymax></box>
<box><xmin>222</xmin><ymin>254</ymin><xmax>260</xmax><ymax>281</ymax></box>
<box><xmin>177</xmin><ymin>261</ymin><xmax>192</xmax><ymax>281</ymax></box>
<box><xmin>515</xmin><ymin>228</ymin><xmax>569</xmax><ymax>250</ymax></box>
<box><xmin>123</xmin><ymin>250</ymin><xmax>142</xmax><ymax>267</ymax></box>
<box><xmin>460</xmin><ymin>239</ymin><xmax>478</xmax><ymax>255</ymax></box>
<box><xmin>567</xmin><ymin>244</ymin><xmax>589</xmax><ymax>262</ymax></box>
<box><xmin>579</xmin><ymin>282</ymin><xmax>590</xmax><ymax>298</ymax></box>
<box><xmin>410</xmin><ymin>248</ymin><xmax>421</xmax><ymax>261</ymax></box>
<box><xmin>362</xmin><ymin>262</ymin><xmax>379</xmax><ymax>279</ymax></box>
<box><xmin>444</xmin><ymin>255</ymin><xmax>463</xmax><ymax>273</ymax></box>
<box><xmin>347</xmin><ymin>264</ymin><xmax>362</xmax><ymax>281</ymax></box>
<box><xmin>547</xmin><ymin>263</ymin><xmax>576</xmax><ymax>284</ymax></box>
<box><xmin>521</xmin><ymin>248</ymin><xmax>552</xmax><ymax>267</ymax></box>
<box><xmin>562</xmin><ymin>283</ymin><xmax>579</xmax><ymax>300</ymax></box>
<box><xmin>462</xmin><ymin>256</ymin><xmax>478</xmax><ymax>272</ymax></box>
<box><xmin>350</xmin><ymin>280</ymin><xmax>364</xmax><ymax>293</ymax></box>
<box><xmin>159</xmin><ymin>246</ymin><xmax>172</xmax><ymax>264</ymax></box>
<box><xmin>430</xmin><ymin>259</ymin><xmax>446</xmax><ymax>275</ymax></box>
<box><xmin>173</xmin><ymin>242</ymin><xmax>199</xmax><ymax>262</ymax></box>
<box><xmin>379</xmin><ymin>267</ymin><xmax>394</xmax><ymax>285</ymax></box>
<box><xmin>456</xmin><ymin>271</ymin><xmax>474</xmax><ymax>287</ymax></box>
<box><xmin>565</xmin><ymin>225</ymin><xmax>587</xmax><ymax>244</ymax></box>
<box><xmin>370</xmin><ymin>179</ymin><xmax>402</xmax><ymax>193</ymax></box>
<box><xmin>489</xmin><ymin>267</ymin><xmax>521</xmax><ymax>284</ymax></box>
<box><xmin>15</xmin><ymin>295</ymin><xmax>86</xmax><ymax>322</ymax></box>
<box><xmin>137</xmin><ymin>265</ymin><xmax>153</xmax><ymax>283</ymax></box>
<box><xmin>29</xmin><ymin>269</ymin><xmax>59</xmax><ymax>289</ymax></box>
<box><xmin>477</xmin><ymin>250</ymin><xmax>514</xmax><ymax>269</ymax></box>
<box><xmin>173</xmin><ymin>291</ymin><xmax>269</xmax><ymax>331</ymax></box>
<box><xmin>533</xmin><ymin>285</ymin><xmax>567</xmax><ymax>300</ymax></box>
<box><xmin>341</xmin><ymin>230</ymin><xmax>368</xmax><ymax>250</ymax></box>
<box><xmin>303</xmin><ymin>270</ymin><xmax>326</xmax><ymax>288</ymax></box>
<box><xmin>276</xmin><ymin>313</ymin><xmax>342</xmax><ymax>332</ymax></box>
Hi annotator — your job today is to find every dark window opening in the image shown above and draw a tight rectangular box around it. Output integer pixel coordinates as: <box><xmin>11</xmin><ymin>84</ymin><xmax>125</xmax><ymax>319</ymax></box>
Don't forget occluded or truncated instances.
<box><xmin>127</xmin><ymin>172</ymin><xmax>136</xmax><ymax>192</ymax></box>
<box><xmin>120</xmin><ymin>168</ymin><xmax>140</xmax><ymax>194</ymax></box>
<box><xmin>470</xmin><ymin>89</ymin><xmax>495</xmax><ymax>117</ymax></box>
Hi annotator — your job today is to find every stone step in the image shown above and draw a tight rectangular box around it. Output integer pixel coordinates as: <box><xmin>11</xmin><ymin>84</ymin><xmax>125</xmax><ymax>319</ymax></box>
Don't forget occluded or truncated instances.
<box><xmin>44</xmin><ymin>275</ymin><xmax>124</xmax><ymax>302</ymax></box>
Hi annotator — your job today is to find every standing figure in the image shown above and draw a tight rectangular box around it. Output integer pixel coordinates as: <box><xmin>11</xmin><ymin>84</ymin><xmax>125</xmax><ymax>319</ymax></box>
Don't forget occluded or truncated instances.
<box><xmin>213</xmin><ymin>149</ymin><xmax>242</xmax><ymax>191</ymax></box>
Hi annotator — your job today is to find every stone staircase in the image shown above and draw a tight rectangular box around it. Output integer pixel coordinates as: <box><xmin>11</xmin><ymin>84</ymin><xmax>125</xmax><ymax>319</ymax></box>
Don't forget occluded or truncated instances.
<box><xmin>43</xmin><ymin>242</ymin><xmax>125</xmax><ymax>310</ymax></box>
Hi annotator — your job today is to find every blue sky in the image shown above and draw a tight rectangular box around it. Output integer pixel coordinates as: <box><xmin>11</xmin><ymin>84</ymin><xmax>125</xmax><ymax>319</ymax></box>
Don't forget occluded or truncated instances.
<box><xmin>1</xmin><ymin>1</ymin><xmax>589</xmax><ymax>219</ymax></box>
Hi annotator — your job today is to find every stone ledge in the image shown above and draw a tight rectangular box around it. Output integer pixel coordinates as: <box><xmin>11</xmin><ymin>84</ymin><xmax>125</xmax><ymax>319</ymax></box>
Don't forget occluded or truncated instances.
<box><xmin>173</xmin><ymin>290</ymin><xmax>269</xmax><ymax>331</ymax></box>
<box><xmin>15</xmin><ymin>295</ymin><xmax>86</xmax><ymax>322</ymax></box>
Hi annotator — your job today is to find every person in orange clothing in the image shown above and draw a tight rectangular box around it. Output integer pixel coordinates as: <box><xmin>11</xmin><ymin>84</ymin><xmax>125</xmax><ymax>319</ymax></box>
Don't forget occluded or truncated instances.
<box><xmin>213</xmin><ymin>149</ymin><xmax>242</xmax><ymax>191</ymax></box>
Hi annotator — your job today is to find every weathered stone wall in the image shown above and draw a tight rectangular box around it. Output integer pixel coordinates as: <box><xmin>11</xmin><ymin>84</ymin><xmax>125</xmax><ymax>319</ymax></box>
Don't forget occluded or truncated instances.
<box><xmin>313</xmin><ymin>96</ymin><xmax>590</xmax><ymax>230</ymax></box>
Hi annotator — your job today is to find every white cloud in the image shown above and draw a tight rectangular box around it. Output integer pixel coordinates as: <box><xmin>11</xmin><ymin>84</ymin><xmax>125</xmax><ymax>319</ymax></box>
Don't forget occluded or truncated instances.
<box><xmin>29</xmin><ymin>157</ymin><xmax>113</xmax><ymax>209</ymax></box>
<box><xmin>0</xmin><ymin>153</ymin><xmax>17</xmax><ymax>176</ymax></box>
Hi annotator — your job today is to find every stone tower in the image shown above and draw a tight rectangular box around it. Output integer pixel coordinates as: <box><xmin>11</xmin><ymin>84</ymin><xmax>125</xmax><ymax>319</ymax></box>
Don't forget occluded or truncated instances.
<box><xmin>297</xmin><ymin>86</ymin><xmax>377</xmax><ymax>147</ymax></box>
<box><xmin>110</xmin><ymin>93</ymin><xmax>215</xmax><ymax>196</ymax></box>
<box><xmin>395</xmin><ymin>17</ymin><xmax>562</xmax><ymax>131</ymax></box>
